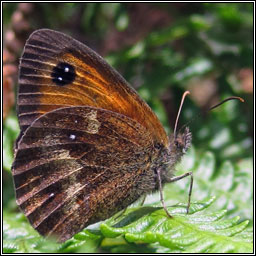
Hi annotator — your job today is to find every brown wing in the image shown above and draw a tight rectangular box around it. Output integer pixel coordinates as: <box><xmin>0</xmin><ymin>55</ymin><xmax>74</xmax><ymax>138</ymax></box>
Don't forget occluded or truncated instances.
<box><xmin>12</xmin><ymin>106</ymin><xmax>159</xmax><ymax>242</ymax></box>
<box><xmin>18</xmin><ymin>29</ymin><xmax>168</xmax><ymax>146</ymax></box>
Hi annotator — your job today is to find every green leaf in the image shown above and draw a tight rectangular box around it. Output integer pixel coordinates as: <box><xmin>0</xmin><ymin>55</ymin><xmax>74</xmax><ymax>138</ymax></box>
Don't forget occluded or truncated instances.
<box><xmin>100</xmin><ymin>197</ymin><xmax>252</xmax><ymax>253</ymax></box>
<box><xmin>3</xmin><ymin>211</ymin><xmax>101</xmax><ymax>253</ymax></box>
<box><xmin>4</xmin><ymin>195</ymin><xmax>252</xmax><ymax>253</ymax></box>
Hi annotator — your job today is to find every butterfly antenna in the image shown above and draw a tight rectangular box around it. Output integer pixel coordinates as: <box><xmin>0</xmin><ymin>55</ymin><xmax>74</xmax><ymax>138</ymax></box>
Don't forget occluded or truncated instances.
<box><xmin>174</xmin><ymin>91</ymin><xmax>190</xmax><ymax>139</ymax></box>
<box><xmin>180</xmin><ymin>96</ymin><xmax>244</xmax><ymax>132</ymax></box>
<box><xmin>207</xmin><ymin>96</ymin><xmax>244</xmax><ymax>111</ymax></box>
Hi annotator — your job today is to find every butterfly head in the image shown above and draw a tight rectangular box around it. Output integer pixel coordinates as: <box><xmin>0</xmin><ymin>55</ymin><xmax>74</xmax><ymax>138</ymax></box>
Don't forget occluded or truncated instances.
<box><xmin>168</xmin><ymin>127</ymin><xmax>192</xmax><ymax>165</ymax></box>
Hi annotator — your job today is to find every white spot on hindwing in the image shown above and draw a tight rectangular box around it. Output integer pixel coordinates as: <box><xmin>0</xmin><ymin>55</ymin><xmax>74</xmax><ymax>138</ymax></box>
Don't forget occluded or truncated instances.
<box><xmin>85</xmin><ymin>110</ymin><xmax>100</xmax><ymax>134</ymax></box>
<box><xmin>49</xmin><ymin>193</ymin><xmax>55</xmax><ymax>198</ymax></box>
<box><xmin>69</xmin><ymin>134</ymin><xmax>76</xmax><ymax>140</ymax></box>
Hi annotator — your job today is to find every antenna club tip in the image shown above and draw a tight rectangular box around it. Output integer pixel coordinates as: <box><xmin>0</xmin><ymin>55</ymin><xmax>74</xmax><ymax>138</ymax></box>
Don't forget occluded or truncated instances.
<box><xmin>232</xmin><ymin>96</ymin><xmax>245</xmax><ymax>103</ymax></box>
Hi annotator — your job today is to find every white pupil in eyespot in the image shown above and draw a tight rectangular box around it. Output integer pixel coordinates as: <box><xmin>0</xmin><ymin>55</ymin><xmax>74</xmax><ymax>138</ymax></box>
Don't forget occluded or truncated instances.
<box><xmin>58</xmin><ymin>77</ymin><xmax>63</xmax><ymax>81</ymax></box>
<box><xmin>69</xmin><ymin>134</ymin><xmax>76</xmax><ymax>140</ymax></box>
<box><xmin>64</xmin><ymin>67</ymin><xmax>69</xmax><ymax>72</ymax></box>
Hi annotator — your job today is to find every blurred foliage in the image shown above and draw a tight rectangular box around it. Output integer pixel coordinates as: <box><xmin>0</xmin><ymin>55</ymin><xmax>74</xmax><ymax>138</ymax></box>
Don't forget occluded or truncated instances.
<box><xmin>3</xmin><ymin>2</ymin><xmax>253</xmax><ymax>253</ymax></box>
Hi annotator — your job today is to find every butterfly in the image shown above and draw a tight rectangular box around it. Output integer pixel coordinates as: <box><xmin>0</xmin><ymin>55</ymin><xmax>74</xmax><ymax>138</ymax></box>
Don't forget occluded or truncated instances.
<box><xmin>12</xmin><ymin>29</ymin><xmax>193</xmax><ymax>242</ymax></box>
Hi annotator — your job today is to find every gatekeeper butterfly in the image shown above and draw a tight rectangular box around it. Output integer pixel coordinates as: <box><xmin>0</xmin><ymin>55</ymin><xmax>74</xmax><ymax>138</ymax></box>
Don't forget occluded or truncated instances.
<box><xmin>11</xmin><ymin>29</ymin><xmax>243</xmax><ymax>242</ymax></box>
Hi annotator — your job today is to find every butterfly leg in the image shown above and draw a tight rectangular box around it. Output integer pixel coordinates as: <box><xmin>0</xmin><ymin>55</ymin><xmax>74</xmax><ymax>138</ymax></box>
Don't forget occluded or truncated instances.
<box><xmin>157</xmin><ymin>168</ymin><xmax>173</xmax><ymax>218</ymax></box>
<box><xmin>165</xmin><ymin>172</ymin><xmax>193</xmax><ymax>214</ymax></box>
<box><xmin>139</xmin><ymin>194</ymin><xmax>147</xmax><ymax>207</ymax></box>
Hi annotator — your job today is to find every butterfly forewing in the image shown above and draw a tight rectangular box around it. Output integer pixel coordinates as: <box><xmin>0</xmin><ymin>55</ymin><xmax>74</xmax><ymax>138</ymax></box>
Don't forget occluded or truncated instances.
<box><xmin>18</xmin><ymin>29</ymin><xmax>168</xmax><ymax>146</ymax></box>
<box><xmin>12</xmin><ymin>106</ymin><xmax>160</xmax><ymax>242</ymax></box>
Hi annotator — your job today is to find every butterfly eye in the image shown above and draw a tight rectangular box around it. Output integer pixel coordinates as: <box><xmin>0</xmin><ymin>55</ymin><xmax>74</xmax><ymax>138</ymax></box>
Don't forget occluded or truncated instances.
<box><xmin>51</xmin><ymin>62</ymin><xmax>76</xmax><ymax>86</ymax></box>
<box><xmin>175</xmin><ymin>140</ymin><xmax>180</xmax><ymax>148</ymax></box>
<box><xmin>174</xmin><ymin>138</ymin><xmax>184</xmax><ymax>151</ymax></box>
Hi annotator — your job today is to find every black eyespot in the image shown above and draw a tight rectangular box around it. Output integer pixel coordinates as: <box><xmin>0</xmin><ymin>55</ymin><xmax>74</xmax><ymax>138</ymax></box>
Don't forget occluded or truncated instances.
<box><xmin>51</xmin><ymin>62</ymin><xmax>75</xmax><ymax>86</ymax></box>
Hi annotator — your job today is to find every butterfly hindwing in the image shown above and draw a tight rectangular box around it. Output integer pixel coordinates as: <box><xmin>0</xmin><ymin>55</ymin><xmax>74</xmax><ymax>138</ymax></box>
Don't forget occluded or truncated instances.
<box><xmin>12</xmin><ymin>106</ymin><xmax>159</xmax><ymax>242</ymax></box>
